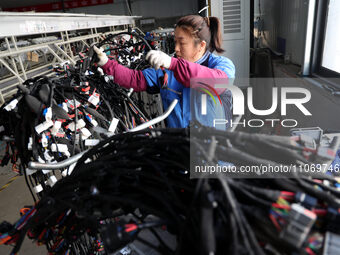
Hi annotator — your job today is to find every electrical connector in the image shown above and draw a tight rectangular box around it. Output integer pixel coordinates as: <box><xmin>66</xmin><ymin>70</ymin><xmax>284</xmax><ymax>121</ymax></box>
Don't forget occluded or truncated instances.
<box><xmin>280</xmin><ymin>203</ymin><xmax>316</xmax><ymax>248</ymax></box>
<box><xmin>295</xmin><ymin>192</ymin><xmax>317</xmax><ymax>209</ymax></box>
<box><xmin>99</xmin><ymin>220</ymin><xmax>135</xmax><ymax>254</ymax></box>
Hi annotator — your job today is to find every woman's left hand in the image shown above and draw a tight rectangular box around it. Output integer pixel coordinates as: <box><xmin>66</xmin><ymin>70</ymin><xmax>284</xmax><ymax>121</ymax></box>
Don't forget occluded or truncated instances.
<box><xmin>146</xmin><ymin>50</ymin><xmax>172</xmax><ymax>70</ymax></box>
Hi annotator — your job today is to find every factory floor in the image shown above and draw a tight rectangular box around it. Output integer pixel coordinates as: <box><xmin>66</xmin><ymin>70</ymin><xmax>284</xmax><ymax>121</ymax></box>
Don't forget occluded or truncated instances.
<box><xmin>243</xmin><ymin>58</ymin><xmax>340</xmax><ymax>135</ymax></box>
<box><xmin>0</xmin><ymin>58</ymin><xmax>339</xmax><ymax>255</ymax></box>
<box><xmin>0</xmin><ymin>164</ymin><xmax>46</xmax><ymax>255</ymax></box>
<box><xmin>272</xmin><ymin>59</ymin><xmax>340</xmax><ymax>134</ymax></box>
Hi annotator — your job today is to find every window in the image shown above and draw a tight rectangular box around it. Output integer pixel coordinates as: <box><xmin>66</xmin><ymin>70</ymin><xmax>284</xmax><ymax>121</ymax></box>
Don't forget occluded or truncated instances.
<box><xmin>311</xmin><ymin>0</ymin><xmax>340</xmax><ymax>78</ymax></box>
<box><xmin>321</xmin><ymin>0</ymin><xmax>340</xmax><ymax>74</ymax></box>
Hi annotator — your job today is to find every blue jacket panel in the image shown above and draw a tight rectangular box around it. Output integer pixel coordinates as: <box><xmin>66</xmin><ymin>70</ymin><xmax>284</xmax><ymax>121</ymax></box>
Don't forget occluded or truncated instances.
<box><xmin>142</xmin><ymin>53</ymin><xmax>235</xmax><ymax>129</ymax></box>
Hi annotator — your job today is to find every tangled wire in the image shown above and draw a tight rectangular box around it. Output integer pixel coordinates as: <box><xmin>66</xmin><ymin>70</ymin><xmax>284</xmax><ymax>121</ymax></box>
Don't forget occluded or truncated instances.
<box><xmin>1</xmin><ymin>124</ymin><xmax>340</xmax><ymax>255</ymax></box>
<box><xmin>0</xmin><ymin>31</ymin><xmax>155</xmax><ymax>203</ymax></box>
<box><xmin>1</xmin><ymin>29</ymin><xmax>340</xmax><ymax>255</ymax></box>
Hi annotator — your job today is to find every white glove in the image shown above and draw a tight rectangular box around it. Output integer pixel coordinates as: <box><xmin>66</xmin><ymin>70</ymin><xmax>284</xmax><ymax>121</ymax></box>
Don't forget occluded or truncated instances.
<box><xmin>146</xmin><ymin>50</ymin><xmax>172</xmax><ymax>70</ymax></box>
<box><xmin>93</xmin><ymin>46</ymin><xmax>108</xmax><ymax>66</ymax></box>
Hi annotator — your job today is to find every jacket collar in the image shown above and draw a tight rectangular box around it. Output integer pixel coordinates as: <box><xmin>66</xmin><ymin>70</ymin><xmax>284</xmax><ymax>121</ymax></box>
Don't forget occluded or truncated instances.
<box><xmin>195</xmin><ymin>51</ymin><xmax>211</xmax><ymax>65</ymax></box>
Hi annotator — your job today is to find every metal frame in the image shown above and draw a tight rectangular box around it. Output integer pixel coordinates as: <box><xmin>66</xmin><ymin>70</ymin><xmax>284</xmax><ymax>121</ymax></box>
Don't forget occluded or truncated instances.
<box><xmin>0</xmin><ymin>12</ymin><xmax>140</xmax><ymax>105</ymax></box>
<box><xmin>301</xmin><ymin>0</ymin><xmax>317</xmax><ymax>76</ymax></box>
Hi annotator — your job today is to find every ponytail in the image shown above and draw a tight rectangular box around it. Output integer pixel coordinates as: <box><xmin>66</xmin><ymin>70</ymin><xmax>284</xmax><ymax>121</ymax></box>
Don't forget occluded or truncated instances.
<box><xmin>176</xmin><ymin>15</ymin><xmax>225</xmax><ymax>54</ymax></box>
<box><xmin>208</xmin><ymin>17</ymin><xmax>224</xmax><ymax>53</ymax></box>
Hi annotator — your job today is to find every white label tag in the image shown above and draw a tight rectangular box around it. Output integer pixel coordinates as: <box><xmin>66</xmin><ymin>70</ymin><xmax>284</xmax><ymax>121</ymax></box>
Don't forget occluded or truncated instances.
<box><xmin>0</xmin><ymin>126</ymin><xmax>5</xmax><ymax>133</ymax></box>
<box><xmin>67</xmin><ymin>119</ymin><xmax>86</xmax><ymax>131</ymax></box>
<box><xmin>50</xmin><ymin>121</ymin><xmax>62</xmax><ymax>135</ymax></box>
<box><xmin>62</xmin><ymin>102</ymin><xmax>68</xmax><ymax>113</ymax></box>
<box><xmin>66</xmin><ymin>99</ymin><xmax>81</xmax><ymax>110</ymax></box>
<box><xmin>51</xmin><ymin>143</ymin><xmax>68</xmax><ymax>153</ymax></box>
<box><xmin>33</xmin><ymin>184</ymin><xmax>43</xmax><ymax>193</ymax></box>
<box><xmin>88</xmin><ymin>92</ymin><xmax>100</xmax><ymax>106</ymax></box>
<box><xmin>81</xmin><ymin>128</ymin><xmax>91</xmax><ymax>140</ymax></box>
<box><xmin>4</xmin><ymin>99</ymin><xmax>18</xmax><ymax>111</ymax></box>
<box><xmin>108</xmin><ymin>118</ymin><xmax>119</xmax><ymax>133</ymax></box>
<box><xmin>35</xmin><ymin>120</ymin><xmax>53</xmax><ymax>134</ymax></box>
<box><xmin>91</xmin><ymin>119</ymin><xmax>98</xmax><ymax>127</ymax></box>
<box><xmin>85</xmin><ymin>139</ymin><xmax>100</xmax><ymax>146</ymax></box>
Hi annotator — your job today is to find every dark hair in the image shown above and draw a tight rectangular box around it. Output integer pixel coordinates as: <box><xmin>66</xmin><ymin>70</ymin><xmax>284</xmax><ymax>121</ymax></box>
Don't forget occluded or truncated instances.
<box><xmin>175</xmin><ymin>15</ymin><xmax>224</xmax><ymax>53</ymax></box>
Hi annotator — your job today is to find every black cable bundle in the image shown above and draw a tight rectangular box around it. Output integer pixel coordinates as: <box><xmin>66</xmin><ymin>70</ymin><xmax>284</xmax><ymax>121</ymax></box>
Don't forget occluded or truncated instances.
<box><xmin>92</xmin><ymin>31</ymin><xmax>153</xmax><ymax>70</ymax></box>
<box><xmin>2</xmin><ymin>125</ymin><xmax>339</xmax><ymax>255</ymax></box>
<box><xmin>0</xmin><ymin>64</ymin><xmax>152</xmax><ymax>203</ymax></box>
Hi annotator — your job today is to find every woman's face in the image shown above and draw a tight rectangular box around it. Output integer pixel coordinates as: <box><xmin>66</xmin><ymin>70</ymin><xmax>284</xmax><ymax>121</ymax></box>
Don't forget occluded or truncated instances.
<box><xmin>174</xmin><ymin>27</ymin><xmax>206</xmax><ymax>62</ymax></box>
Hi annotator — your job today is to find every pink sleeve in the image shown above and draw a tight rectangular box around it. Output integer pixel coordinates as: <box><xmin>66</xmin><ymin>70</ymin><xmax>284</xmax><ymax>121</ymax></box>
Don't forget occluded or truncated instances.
<box><xmin>101</xmin><ymin>59</ymin><xmax>147</xmax><ymax>92</ymax></box>
<box><xmin>169</xmin><ymin>58</ymin><xmax>228</xmax><ymax>94</ymax></box>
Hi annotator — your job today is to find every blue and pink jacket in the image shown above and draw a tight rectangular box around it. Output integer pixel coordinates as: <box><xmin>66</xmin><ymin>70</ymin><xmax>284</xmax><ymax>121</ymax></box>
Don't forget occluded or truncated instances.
<box><xmin>101</xmin><ymin>52</ymin><xmax>235</xmax><ymax>129</ymax></box>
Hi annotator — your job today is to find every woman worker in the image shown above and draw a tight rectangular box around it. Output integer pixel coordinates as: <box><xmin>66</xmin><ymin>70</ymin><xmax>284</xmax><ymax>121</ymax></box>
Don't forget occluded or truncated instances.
<box><xmin>94</xmin><ymin>15</ymin><xmax>235</xmax><ymax>129</ymax></box>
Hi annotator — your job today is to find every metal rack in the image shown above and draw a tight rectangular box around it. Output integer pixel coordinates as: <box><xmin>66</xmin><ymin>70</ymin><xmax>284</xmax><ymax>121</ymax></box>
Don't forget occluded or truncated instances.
<box><xmin>0</xmin><ymin>12</ymin><xmax>140</xmax><ymax>105</ymax></box>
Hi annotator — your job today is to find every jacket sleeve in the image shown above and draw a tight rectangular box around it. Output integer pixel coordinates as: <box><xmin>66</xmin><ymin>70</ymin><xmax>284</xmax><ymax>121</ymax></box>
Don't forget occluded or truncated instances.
<box><xmin>101</xmin><ymin>59</ymin><xmax>148</xmax><ymax>92</ymax></box>
<box><xmin>168</xmin><ymin>56</ymin><xmax>235</xmax><ymax>94</ymax></box>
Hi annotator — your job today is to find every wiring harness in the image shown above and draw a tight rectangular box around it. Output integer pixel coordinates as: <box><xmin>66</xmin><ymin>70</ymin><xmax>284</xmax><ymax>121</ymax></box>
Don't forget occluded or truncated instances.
<box><xmin>0</xmin><ymin>31</ymin><xmax>154</xmax><ymax>202</ymax></box>
<box><xmin>1</xmin><ymin>29</ymin><xmax>340</xmax><ymax>255</ymax></box>
<box><xmin>1</xmin><ymin>125</ymin><xmax>340</xmax><ymax>255</ymax></box>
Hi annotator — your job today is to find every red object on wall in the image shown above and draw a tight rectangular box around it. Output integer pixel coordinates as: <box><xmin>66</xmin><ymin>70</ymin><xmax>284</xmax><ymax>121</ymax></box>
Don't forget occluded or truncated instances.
<box><xmin>3</xmin><ymin>0</ymin><xmax>114</xmax><ymax>12</ymax></box>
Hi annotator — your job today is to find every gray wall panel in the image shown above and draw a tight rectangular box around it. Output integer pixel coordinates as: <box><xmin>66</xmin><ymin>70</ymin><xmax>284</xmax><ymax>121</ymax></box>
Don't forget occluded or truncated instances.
<box><xmin>255</xmin><ymin>0</ymin><xmax>308</xmax><ymax>65</ymax></box>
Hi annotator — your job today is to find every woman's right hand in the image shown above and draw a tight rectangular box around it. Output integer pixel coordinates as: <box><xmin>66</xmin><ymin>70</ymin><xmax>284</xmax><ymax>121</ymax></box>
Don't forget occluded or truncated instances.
<box><xmin>93</xmin><ymin>46</ymin><xmax>109</xmax><ymax>67</ymax></box>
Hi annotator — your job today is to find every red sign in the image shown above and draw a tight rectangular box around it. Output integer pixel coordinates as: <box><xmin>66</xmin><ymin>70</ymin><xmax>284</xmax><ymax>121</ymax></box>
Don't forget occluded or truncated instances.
<box><xmin>4</xmin><ymin>0</ymin><xmax>114</xmax><ymax>12</ymax></box>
